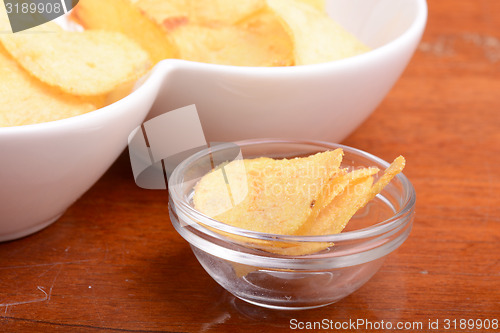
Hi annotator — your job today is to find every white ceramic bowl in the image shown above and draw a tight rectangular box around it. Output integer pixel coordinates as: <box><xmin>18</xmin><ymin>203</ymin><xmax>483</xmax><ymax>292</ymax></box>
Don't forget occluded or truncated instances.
<box><xmin>0</xmin><ymin>0</ymin><xmax>426</xmax><ymax>241</ymax></box>
<box><xmin>145</xmin><ymin>0</ymin><xmax>427</xmax><ymax>142</ymax></box>
<box><xmin>0</xmin><ymin>74</ymin><xmax>161</xmax><ymax>241</ymax></box>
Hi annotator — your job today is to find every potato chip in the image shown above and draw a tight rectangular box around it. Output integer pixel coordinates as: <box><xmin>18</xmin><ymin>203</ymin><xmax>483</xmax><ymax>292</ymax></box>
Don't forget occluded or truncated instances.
<box><xmin>194</xmin><ymin>150</ymin><xmax>406</xmax><ymax>261</ymax></box>
<box><xmin>266</xmin><ymin>0</ymin><xmax>370</xmax><ymax>65</ymax></box>
<box><xmin>366</xmin><ymin>156</ymin><xmax>406</xmax><ymax>202</ymax></box>
<box><xmin>136</xmin><ymin>0</ymin><xmax>266</xmax><ymax>26</ymax></box>
<box><xmin>71</xmin><ymin>0</ymin><xmax>178</xmax><ymax>64</ymax></box>
<box><xmin>270</xmin><ymin>175</ymin><xmax>375</xmax><ymax>256</ymax></box>
<box><xmin>299</xmin><ymin>166</ymin><xmax>380</xmax><ymax>233</ymax></box>
<box><xmin>0</xmin><ymin>46</ymin><xmax>95</xmax><ymax>127</ymax></box>
<box><xmin>193</xmin><ymin>158</ymin><xmax>255</xmax><ymax>218</ymax></box>
<box><xmin>169</xmin><ymin>14</ymin><xmax>293</xmax><ymax>66</ymax></box>
<box><xmin>137</xmin><ymin>3</ymin><xmax>294</xmax><ymax>67</ymax></box>
<box><xmin>299</xmin><ymin>156</ymin><xmax>406</xmax><ymax>237</ymax></box>
<box><xmin>271</xmin><ymin>169</ymin><xmax>378</xmax><ymax>256</ymax></box>
<box><xmin>0</xmin><ymin>30</ymin><xmax>151</xmax><ymax>96</ymax></box>
<box><xmin>299</xmin><ymin>176</ymin><xmax>375</xmax><ymax>236</ymax></box>
<box><xmin>194</xmin><ymin>149</ymin><xmax>343</xmax><ymax>235</ymax></box>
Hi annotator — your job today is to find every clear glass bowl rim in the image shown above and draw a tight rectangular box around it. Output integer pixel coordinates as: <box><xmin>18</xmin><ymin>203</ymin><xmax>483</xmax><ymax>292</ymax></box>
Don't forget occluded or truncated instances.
<box><xmin>168</xmin><ymin>138</ymin><xmax>416</xmax><ymax>244</ymax></box>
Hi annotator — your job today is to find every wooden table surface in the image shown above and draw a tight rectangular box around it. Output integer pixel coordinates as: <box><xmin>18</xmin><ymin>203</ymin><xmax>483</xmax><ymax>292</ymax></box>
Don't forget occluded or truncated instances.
<box><xmin>1</xmin><ymin>1</ymin><xmax>499</xmax><ymax>332</ymax></box>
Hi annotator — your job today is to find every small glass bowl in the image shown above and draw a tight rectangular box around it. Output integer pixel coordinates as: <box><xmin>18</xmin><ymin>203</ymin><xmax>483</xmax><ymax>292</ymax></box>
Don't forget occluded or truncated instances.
<box><xmin>168</xmin><ymin>139</ymin><xmax>416</xmax><ymax>310</ymax></box>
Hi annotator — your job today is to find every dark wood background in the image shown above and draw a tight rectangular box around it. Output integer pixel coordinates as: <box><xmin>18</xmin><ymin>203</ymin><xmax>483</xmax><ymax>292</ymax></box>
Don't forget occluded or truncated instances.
<box><xmin>1</xmin><ymin>0</ymin><xmax>499</xmax><ymax>331</ymax></box>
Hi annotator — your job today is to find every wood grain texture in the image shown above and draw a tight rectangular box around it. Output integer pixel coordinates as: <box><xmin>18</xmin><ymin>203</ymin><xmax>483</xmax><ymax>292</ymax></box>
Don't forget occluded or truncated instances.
<box><xmin>1</xmin><ymin>0</ymin><xmax>499</xmax><ymax>331</ymax></box>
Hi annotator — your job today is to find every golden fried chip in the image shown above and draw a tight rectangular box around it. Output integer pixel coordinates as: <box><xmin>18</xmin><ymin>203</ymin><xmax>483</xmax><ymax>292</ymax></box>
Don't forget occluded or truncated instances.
<box><xmin>71</xmin><ymin>0</ymin><xmax>178</xmax><ymax>64</ymax></box>
<box><xmin>169</xmin><ymin>14</ymin><xmax>293</xmax><ymax>66</ymax></box>
<box><xmin>194</xmin><ymin>149</ymin><xmax>343</xmax><ymax>235</ymax></box>
<box><xmin>228</xmin><ymin>173</ymin><xmax>378</xmax><ymax>257</ymax></box>
<box><xmin>366</xmin><ymin>156</ymin><xmax>406</xmax><ymax>202</ymax></box>
<box><xmin>0</xmin><ymin>46</ymin><xmax>95</xmax><ymax>127</ymax></box>
<box><xmin>300</xmin><ymin>176</ymin><xmax>375</xmax><ymax>236</ymax></box>
<box><xmin>0</xmin><ymin>30</ymin><xmax>151</xmax><ymax>96</ymax></box>
<box><xmin>138</xmin><ymin>3</ymin><xmax>294</xmax><ymax>67</ymax></box>
<box><xmin>266</xmin><ymin>0</ymin><xmax>370</xmax><ymax>65</ymax></box>
<box><xmin>270</xmin><ymin>175</ymin><xmax>375</xmax><ymax>256</ymax></box>
<box><xmin>193</xmin><ymin>158</ymin><xmax>254</xmax><ymax>218</ymax></box>
<box><xmin>299</xmin><ymin>166</ymin><xmax>380</xmax><ymax>232</ymax></box>
<box><xmin>300</xmin><ymin>156</ymin><xmax>406</xmax><ymax>237</ymax></box>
